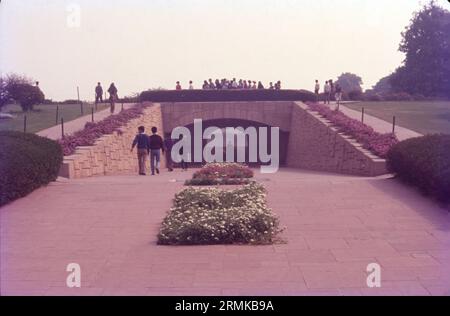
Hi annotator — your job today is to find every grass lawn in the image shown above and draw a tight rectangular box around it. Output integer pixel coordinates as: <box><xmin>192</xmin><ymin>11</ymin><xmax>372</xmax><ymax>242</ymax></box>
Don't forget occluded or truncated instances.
<box><xmin>0</xmin><ymin>103</ymin><xmax>110</xmax><ymax>133</ymax></box>
<box><xmin>344</xmin><ymin>101</ymin><xmax>450</xmax><ymax>135</ymax></box>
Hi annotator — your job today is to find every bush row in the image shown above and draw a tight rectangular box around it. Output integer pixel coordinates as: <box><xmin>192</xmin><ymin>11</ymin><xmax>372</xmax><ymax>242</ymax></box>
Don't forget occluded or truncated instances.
<box><xmin>140</xmin><ymin>89</ymin><xmax>316</xmax><ymax>103</ymax></box>
<box><xmin>0</xmin><ymin>131</ymin><xmax>63</xmax><ymax>207</ymax></box>
<box><xmin>307</xmin><ymin>102</ymin><xmax>399</xmax><ymax>158</ymax></box>
<box><xmin>328</xmin><ymin>90</ymin><xmax>446</xmax><ymax>102</ymax></box>
<box><xmin>158</xmin><ymin>182</ymin><xmax>283</xmax><ymax>245</ymax></box>
<box><xmin>387</xmin><ymin>134</ymin><xmax>450</xmax><ymax>205</ymax></box>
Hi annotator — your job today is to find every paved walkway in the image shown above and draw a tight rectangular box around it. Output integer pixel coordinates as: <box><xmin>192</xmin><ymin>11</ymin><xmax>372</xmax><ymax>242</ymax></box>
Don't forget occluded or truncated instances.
<box><xmin>1</xmin><ymin>169</ymin><xmax>449</xmax><ymax>296</ymax></box>
<box><xmin>36</xmin><ymin>103</ymin><xmax>136</xmax><ymax>140</ymax></box>
<box><xmin>323</xmin><ymin>102</ymin><xmax>423</xmax><ymax>141</ymax></box>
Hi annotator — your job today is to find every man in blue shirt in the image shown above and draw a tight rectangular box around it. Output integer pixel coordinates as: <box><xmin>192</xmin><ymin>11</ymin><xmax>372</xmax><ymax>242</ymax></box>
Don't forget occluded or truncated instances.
<box><xmin>131</xmin><ymin>126</ymin><xmax>149</xmax><ymax>175</ymax></box>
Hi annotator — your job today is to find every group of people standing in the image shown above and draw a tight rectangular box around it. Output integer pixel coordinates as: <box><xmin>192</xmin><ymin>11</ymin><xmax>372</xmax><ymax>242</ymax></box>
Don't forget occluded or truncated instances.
<box><xmin>130</xmin><ymin>126</ymin><xmax>188</xmax><ymax>176</ymax></box>
<box><xmin>314</xmin><ymin>79</ymin><xmax>343</xmax><ymax>109</ymax></box>
<box><xmin>95</xmin><ymin>82</ymin><xmax>119</xmax><ymax>114</ymax></box>
<box><xmin>175</xmin><ymin>79</ymin><xmax>282</xmax><ymax>90</ymax></box>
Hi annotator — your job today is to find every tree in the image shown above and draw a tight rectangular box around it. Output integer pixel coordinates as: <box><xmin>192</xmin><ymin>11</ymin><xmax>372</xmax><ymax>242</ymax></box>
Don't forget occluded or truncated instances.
<box><xmin>372</xmin><ymin>75</ymin><xmax>393</xmax><ymax>94</ymax></box>
<box><xmin>1</xmin><ymin>74</ymin><xmax>45</xmax><ymax>112</ymax></box>
<box><xmin>390</xmin><ymin>1</ymin><xmax>450</xmax><ymax>98</ymax></box>
<box><xmin>335</xmin><ymin>73</ymin><xmax>363</xmax><ymax>93</ymax></box>
<box><xmin>0</xmin><ymin>76</ymin><xmax>9</xmax><ymax>110</ymax></box>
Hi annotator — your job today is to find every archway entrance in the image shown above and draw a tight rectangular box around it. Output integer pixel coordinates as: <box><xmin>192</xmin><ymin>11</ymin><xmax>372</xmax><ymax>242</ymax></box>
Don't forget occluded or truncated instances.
<box><xmin>166</xmin><ymin>118</ymin><xmax>289</xmax><ymax>167</ymax></box>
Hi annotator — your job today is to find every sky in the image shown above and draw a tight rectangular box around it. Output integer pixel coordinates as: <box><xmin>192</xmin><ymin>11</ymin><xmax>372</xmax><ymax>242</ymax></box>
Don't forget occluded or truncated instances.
<box><xmin>1</xmin><ymin>0</ymin><xmax>449</xmax><ymax>101</ymax></box>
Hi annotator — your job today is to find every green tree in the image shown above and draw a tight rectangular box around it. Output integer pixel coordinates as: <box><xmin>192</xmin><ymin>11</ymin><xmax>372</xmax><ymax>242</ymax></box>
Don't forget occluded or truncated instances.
<box><xmin>336</xmin><ymin>73</ymin><xmax>363</xmax><ymax>93</ymax></box>
<box><xmin>0</xmin><ymin>76</ymin><xmax>9</xmax><ymax>110</ymax></box>
<box><xmin>372</xmin><ymin>75</ymin><xmax>392</xmax><ymax>94</ymax></box>
<box><xmin>390</xmin><ymin>1</ymin><xmax>450</xmax><ymax>98</ymax></box>
<box><xmin>1</xmin><ymin>74</ymin><xmax>45</xmax><ymax>112</ymax></box>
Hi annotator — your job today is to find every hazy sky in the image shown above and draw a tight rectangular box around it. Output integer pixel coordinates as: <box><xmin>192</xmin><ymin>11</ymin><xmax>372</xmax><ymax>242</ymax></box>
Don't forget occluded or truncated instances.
<box><xmin>1</xmin><ymin>0</ymin><xmax>448</xmax><ymax>101</ymax></box>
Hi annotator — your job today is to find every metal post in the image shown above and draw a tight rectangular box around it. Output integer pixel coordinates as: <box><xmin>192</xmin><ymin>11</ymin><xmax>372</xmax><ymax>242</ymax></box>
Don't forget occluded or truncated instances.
<box><xmin>77</xmin><ymin>86</ymin><xmax>80</xmax><ymax>103</ymax></box>
<box><xmin>121</xmin><ymin>102</ymin><xmax>124</xmax><ymax>112</ymax></box>
<box><xmin>91</xmin><ymin>107</ymin><xmax>94</xmax><ymax>122</ymax></box>
<box><xmin>56</xmin><ymin>105</ymin><xmax>59</xmax><ymax>125</ymax></box>
<box><xmin>61</xmin><ymin>118</ymin><xmax>65</xmax><ymax>138</ymax></box>
<box><xmin>361</xmin><ymin>107</ymin><xmax>365</xmax><ymax>123</ymax></box>
<box><xmin>80</xmin><ymin>102</ymin><xmax>84</xmax><ymax>115</ymax></box>
<box><xmin>23</xmin><ymin>115</ymin><xmax>27</xmax><ymax>133</ymax></box>
<box><xmin>392</xmin><ymin>116</ymin><xmax>396</xmax><ymax>133</ymax></box>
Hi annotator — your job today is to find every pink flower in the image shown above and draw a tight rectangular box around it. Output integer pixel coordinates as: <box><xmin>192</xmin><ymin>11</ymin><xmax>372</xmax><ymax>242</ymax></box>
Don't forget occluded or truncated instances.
<box><xmin>307</xmin><ymin>102</ymin><xmax>398</xmax><ymax>158</ymax></box>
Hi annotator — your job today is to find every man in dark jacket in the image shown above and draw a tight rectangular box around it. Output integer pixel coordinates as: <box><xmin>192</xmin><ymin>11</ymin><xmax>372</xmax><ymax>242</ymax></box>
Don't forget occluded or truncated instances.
<box><xmin>107</xmin><ymin>83</ymin><xmax>118</xmax><ymax>114</ymax></box>
<box><xmin>95</xmin><ymin>82</ymin><xmax>103</xmax><ymax>105</ymax></box>
<box><xmin>148</xmin><ymin>127</ymin><xmax>165</xmax><ymax>175</ymax></box>
<box><xmin>131</xmin><ymin>126</ymin><xmax>149</xmax><ymax>175</ymax></box>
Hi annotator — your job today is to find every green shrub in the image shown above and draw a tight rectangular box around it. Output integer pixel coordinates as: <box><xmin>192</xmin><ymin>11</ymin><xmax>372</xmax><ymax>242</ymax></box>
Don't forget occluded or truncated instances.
<box><xmin>0</xmin><ymin>131</ymin><xmax>63</xmax><ymax>207</ymax></box>
<box><xmin>387</xmin><ymin>134</ymin><xmax>450</xmax><ymax>204</ymax></box>
<box><xmin>158</xmin><ymin>182</ymin><xmax>283</xmax><ymax>245</ymax></box>
<box><xmin>348</xmin><ymin>90</ymin><xmax>364</xmax><ymax>101</ymax></box>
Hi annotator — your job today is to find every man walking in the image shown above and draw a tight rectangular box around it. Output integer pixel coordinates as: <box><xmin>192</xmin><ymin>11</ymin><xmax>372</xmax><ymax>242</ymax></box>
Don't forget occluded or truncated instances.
<box><xmin>131</xmin><ymin>126</ymin><xmax>149</xmax><ymax>176</ymax></box>
<box><xmin>324</xmin><ymin>80</ymin><xmax>331</xmax><ymax>104</ymax></box>
<box><xmin>149</xmin><ymin>127</ymin><xmax>165</xmax><ymax>175</ymax></box>
<box><xmin>314</xmin><ymin>80</ymin><xmax>320</xmax><ymax>102</ymax></box>
<box><xmin>107</xmin><ymin>82</ymin><xmax>118</xmax><ymax>114</ymax></box>
<box><xmin>95</xmin><ymin>82</ymin><xmax>103</xmax><ymax>105</ymax></box>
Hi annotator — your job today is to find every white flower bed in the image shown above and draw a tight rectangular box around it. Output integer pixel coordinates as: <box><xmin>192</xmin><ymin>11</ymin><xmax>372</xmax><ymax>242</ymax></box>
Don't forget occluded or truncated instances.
<box><xmin>158</xmin><ymin>182</ymin><xmax>283</xmax><ymax>245</ymax></box>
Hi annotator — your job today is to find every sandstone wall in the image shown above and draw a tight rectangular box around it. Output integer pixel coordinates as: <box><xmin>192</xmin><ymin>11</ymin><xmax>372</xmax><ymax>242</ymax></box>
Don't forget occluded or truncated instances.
<box><xmin>59</xmin><ymin>103</ymin><xmax>165</xmax><ymax>179</ymax></box>
<box><xmin>286</xmin><ymin>102</ymin><xmax>387</xmax><ymax>176</ymax></box>
<box><xmin>162</xmin><ymin>101</ymin><xmax>293</xmax><ymax>132</ymax></box>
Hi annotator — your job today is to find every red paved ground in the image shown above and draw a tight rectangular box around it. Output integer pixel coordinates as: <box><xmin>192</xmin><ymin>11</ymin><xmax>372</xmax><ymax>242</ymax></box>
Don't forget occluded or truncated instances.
<box><xmin>1</xmin><ymin>169</ymin><xmax>449</xmax><ymax>296</ymax></box>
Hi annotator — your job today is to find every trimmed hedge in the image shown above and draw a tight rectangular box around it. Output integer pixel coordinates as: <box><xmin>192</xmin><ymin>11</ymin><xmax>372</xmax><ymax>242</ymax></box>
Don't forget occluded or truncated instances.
<box><xmin>387</xmin><ymin>134</ymin><xmax>450</xmax><ymax>204</ymax></box>
<box><xmin>0</xmin><ymin>131</ymin><xmax>63</xmax><ymax>207</ymax></box>
<box><xmin>139</xmin><ymin>89</ymin><xmax>316</xmax><ymax>103</ymax></box>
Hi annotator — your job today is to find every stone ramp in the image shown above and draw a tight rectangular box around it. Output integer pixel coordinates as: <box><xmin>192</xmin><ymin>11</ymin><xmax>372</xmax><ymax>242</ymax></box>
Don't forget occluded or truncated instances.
<box><xmin>286</xmin><ymin>102</ymin><xmax>388</xmax><ymax>176</ymax></box>
<box><xmin>337</xmin><ymin>102</ymin><xmax>423</xmax><ymax>141</ymax></box>
<box><xmin>36</xmin><ymin>103</ymin><xmax>136</xmax><ymax>140</ymax></box>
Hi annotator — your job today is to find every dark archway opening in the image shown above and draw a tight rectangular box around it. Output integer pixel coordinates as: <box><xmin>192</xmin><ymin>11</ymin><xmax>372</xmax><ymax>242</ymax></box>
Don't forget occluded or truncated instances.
<box><xmin>165</xmin><ymin>118</ymin><xmax>289</xmax><ymax>168</ymax></box>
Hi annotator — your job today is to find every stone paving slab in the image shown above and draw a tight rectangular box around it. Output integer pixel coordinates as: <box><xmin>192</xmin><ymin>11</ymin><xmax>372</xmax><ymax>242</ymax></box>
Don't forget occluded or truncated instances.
<box><xmin>1</xmin><ymin>169</ymin><xmax>449</xmax><ymax>296</ymax></box>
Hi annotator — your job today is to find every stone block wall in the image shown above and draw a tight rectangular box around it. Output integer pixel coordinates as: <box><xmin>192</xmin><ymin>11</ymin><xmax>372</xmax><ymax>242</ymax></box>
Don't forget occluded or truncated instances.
<box><xmin>59</xmin><ymin>103</ymin><xmax>165</xmax><ymax>179</ymax></box>
<box><xmin>161</xmin><ymin>101</ymin><xmax>294</xmax><ymax>132</ymax></box>
<box><xmin>286</xmin><ymin>102</ymin><xmax>387</xmax><ymax>176</ymax></box>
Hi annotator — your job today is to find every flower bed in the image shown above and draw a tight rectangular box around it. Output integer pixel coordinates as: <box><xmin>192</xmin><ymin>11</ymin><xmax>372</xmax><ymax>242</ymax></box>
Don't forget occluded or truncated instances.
<box><xmin>158</xmin><ymin>182</ymin><xmax>283</xmax><ymax>245</ymax></box>
<box><xmin>58</xmin><ymin>104</ymin><xmax>149</xmax><ymax>156</ymax></box>
<box><xmin>307</xmin><ymin>102</ymin><xmax>398</xmax><ymax>158</ymax></box>
<box><xmin>185</xmin><ymin>162</ymin><xmax>254</xmax><ymax>186</ymax></box>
